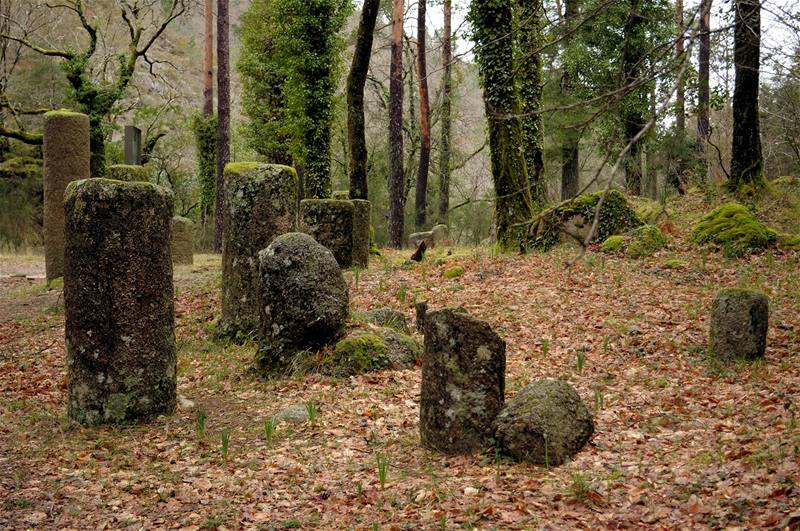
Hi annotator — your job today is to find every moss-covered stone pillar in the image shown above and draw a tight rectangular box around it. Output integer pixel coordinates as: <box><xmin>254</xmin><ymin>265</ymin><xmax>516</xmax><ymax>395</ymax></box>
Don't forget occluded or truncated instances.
<box><xmin>709</xmin><ymin>287</ymin><xmax>769</xmax><ymax>361</ymax></box>
<box><xmin>221</xmin><ymin>163</ymin><xmax>298</xmax><ymax>336</ymax></box>
<box><xmin>420</xmin><ymin>308</ymin><xmax>506</xmax><ymax>454</ymax></box>
<box><xmin>351</xmin><ymin>199</ymin><xmax>371</xmax><ymax>268</ymax></box>
<box><xmin>106</xmin><ymin>164</ymin><xmax>150</xmax><ymax>182</ymax></box>
<box><xmin>299</xmin><ymin>199</ymin><xmax>355</xmax><ymax>268</ymax></box>
<box><xmin>43</xmin><ymin>110</ymin><xmax>90</xmax><ymax>283</ymax></box>
<box><xmin>64</xmin><ymin>179</ymin><xmax>175</xmax><ymax>425</ymax></box>
<box><xmin>171</xmin><ymin>216</ymin><xmax>194</xmax><ymax>265</ymax></box>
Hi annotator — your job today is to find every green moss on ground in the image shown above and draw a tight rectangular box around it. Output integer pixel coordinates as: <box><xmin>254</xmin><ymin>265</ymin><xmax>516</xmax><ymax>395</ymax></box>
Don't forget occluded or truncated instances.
<box><xmin>443</xmin><ymin>266</ymin><xmax>465</xmax><ymax>279</ymax></box>
<box><xmin>329</xmin><ymin>333</ymin><xmax>390</xmax><ymax>376</ymax></box>
<box><xmin>600</xmin><ymin>235</ymin><xmax>624</xmax><ymax>253</ymax></box>
<box><xmin>692</xmin><ymin>203</ymin><xmax>777</xmax><ymax>256</ymax></box>
<box><xmin>778</xmin><ymin>233</ymin><xmax>800</xmax><ymax>251</ymax></box>
<box><xmin>627</xmin><ymin>225</ymin><xmax>668</xmax><ymax>258</ymax></box>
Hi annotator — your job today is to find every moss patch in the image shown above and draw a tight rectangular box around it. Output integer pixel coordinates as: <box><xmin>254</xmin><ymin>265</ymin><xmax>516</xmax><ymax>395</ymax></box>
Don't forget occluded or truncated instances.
<box><xmin>600</xmin><ymin>235</ymin><xmax>624</xmax><ymax>253</ymax></box>
<box><xmin>627</xmin><ymin>225</ymin><xmax>667</xmax><ymax>258</ymax></box>
<box><xmin>329</xmin><ymin>333</ymin><xmax>390</xmax><ymax>376</ymax></box>
<box><xmin>443</xmin><ymin>266</ymin><xmax>465</xmax><ymax>279</ymax></box>
<box><xmin>692</xmin><ymin>203</ymin><xmax>777</xmax><ymax>256</ymax></box>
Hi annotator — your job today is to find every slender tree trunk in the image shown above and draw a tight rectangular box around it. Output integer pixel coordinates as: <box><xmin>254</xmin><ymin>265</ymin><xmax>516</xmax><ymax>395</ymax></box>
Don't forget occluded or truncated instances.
<box><xmin>675</xmin><ymin>0</ymin><xmax>685</xmax><ymax>132</ymax></box>
<box><xmin>517</xmin><ymin>0</ymin><xmax>546</xmax><ymax>209</ymax></box>
<box><xmin>388</xmin><ymin>0</ymin><xmax>405</xmax><ymax>248</ymax></box>
<box><xmin>621</xmin><ymin>0</ymin><xmax>645</xmax><ymax>196</ymax></box>
<box><xmin>438</xmin><ymin>0</ymin><xmax>452</xmax><ymax>224</ymax></box>
<box><xmin>346</xmin><ymin>0</ymin><xmax>379</xmax><ymax>200</ymax></box>
<box><xmin>214</xmin><ymin>0</ymin><xmax>230</xmax><ymax>253</ymax></box>
<box><xmin>414</xmin><ymin>0</ymin><xmax>431</xmax><ymax>230</ymax></box>
<box><xmin>730</xmin><ymin>0</ymin><xmax>763</xmax><ymax>191</ymax></box>
<box><xmin>203</xmin><ymin>0</ymin><xmax>214</xmax><ymax>116</ymax></box>
<box><xmin>560</xmin><ymin>0</ymin><xmax>580</xmax><ymax>200</ymax></box>
<box><xmin>696</xmin><ymin>0</ymin><xmax>711</xmax><ymax>157</ymax></box>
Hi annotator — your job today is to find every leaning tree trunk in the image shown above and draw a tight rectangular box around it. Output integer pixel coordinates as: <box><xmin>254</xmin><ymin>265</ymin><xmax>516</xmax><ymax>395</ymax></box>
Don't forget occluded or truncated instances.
<box><xmin>560</xmin><ymin>0</ymin><xmax>580</xmax><ymax>200</ymax></box>
<box><xmin>696</xmin><ymin>0</ymin><xmax>711</xmax><ymax>159</ymax></box>
<box><xmin>470</xmin><ymin>0</ymin><xmax>533</xmax><ymax>249</ymax></box>
<box><xmin>414</xmin><ymin>0</ymin><xmax>431</xmax><ymax>230</ymax></box>
<box><xmin>438</xmin><ymin>0</ymin><xmax>452</xmax><ymax>224</ymax></box>
<box><xmin>203</xmin><ymin>0</ymin><xmax>214</xmax><ymax>116</ymax></box>
<box><xmin>729</xmin><ymin>0</ymin><xmax>763</xmax><ymax>191</ymax></box>
<box><xmin>346</xmin><ymin>0</ymin><xmax>379</xmax><ymax>200</ymax></box>
<box><xmin>517</xmin><ymin>0</ymin><xmax>546</xmax><ymax>209</ymax></box>
<box><xmin>621</xmin><ymin>0</ymin><xmax>645</xmax><ymax>196</ymax></box>
<box><xmin>388</xmin><ymin>0</ymin><xmax>405</xmax><ymax>248</ymax></box>
<box><xmin>214</xmin><ymin>0</ymin><xmax>230</xmax><ymax>253</ymax></box>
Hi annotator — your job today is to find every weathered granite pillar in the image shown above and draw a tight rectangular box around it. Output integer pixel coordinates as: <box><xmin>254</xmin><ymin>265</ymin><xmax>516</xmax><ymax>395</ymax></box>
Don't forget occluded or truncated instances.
<box><xmin>299</xmin><ymin>199</ymin><xmax>355</xmax><ymax>268</ymax></box>
<box><xmin>351</xmin><ymin>199</ymin><xmax>371</xmax><ymax>269</ymax></box>
<box><xmin>221</xmin><ymin>163</ymin><xmax>298</xmax><ymax>336</ymax></box>
<box><xmin>709</xmin><ymin>288</ymin><xmax>769</xmax><ymax>361</ymax></box>
<box><xmin>64</xmin><ymin>179</ymin><xmax>175</xmax><ymax>425</ymax></box>
<box><xmin>420</xmin><ymin>308</ymin><xmax>506</xmax><ymax>454</ymax></box>
<box><xmin>171</xmin><ymin>216</ymin><xmax>194</xmax><ymax>265</ymax></box>
<box><xmin>107</xmin><ymin>164</ymin><xmax>150</xmax><ymax>182</ymax></box>
<box><xmin>43</xmin><ymin>110</ymin><xmax>90</xmax><ymax>283</ymax></box>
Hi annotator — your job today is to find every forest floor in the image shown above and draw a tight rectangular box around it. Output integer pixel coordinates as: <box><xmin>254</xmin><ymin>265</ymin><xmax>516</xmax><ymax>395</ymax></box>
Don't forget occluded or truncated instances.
<box><xmin>1</xmin><ymin>192</ymin><xmax>799</xmax><ymax>530</ymax></box>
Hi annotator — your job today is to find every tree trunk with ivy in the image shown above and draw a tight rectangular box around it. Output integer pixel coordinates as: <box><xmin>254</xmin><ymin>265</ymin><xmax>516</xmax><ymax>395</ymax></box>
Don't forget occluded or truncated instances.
<box><xmin>414</xmin><ymin>0</ymin><xmax>431</xmax><ymax>230</ymax></box>
<box><xmin>560</xmin><ymin>0</ymin><xmax>580</xmax><ymax>200</ymax></box>
<box><xmin>517</xmin><ymin>0</ymin><xmax>546</xmax><ymax>209</ymax></box>
<box><xmin>346</xmin><ymin>0</ymin><xmax>379</xmax><ymax>200</ymax></box>
<box><xmin>621</xmin><ymin>0</ymin><xmax>645</xmax><ymax>196</ymax></box>
<box><xmin>438</xmin><ymin>0</ymin><xmax>452</xmax><ymax>224</ymax></box>
<box><xmin>470</xmin><ymin>0</ymin><xmax>533</xmax><ymax>249</ymax></box>
<box><xmin>214</xmin><ymin>0</ymin><xmax>230</xmax><ymax>252</ymax></box>
<box><xmin>388</xmin><ymin>0</ymin><xmax>405</xmax><ymax>248</ymax></box>
<box><xmin>729</xmin><ymin>0</ymin><xmax>763</xmax><ymax>192</ymax></box>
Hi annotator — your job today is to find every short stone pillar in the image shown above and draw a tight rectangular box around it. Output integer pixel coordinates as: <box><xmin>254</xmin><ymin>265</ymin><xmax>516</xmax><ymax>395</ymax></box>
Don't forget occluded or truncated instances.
<box><xmin>332</xmin><ymin>190</ymin><xmax>350</xmax><ymax>200</ymax></box>
<box><xmin>420</xmin><ymin>308</ymin><xmax>506</xmax><ymax>454</ymax></box>
<box><xmin>299</xmin><ymin>199</ymin><xmax>355</xmax><ymax>268</ymax></box>
<box><xmin>107</xmin><ymin>164</ymin><xmax>149</xmax><ymax>182</ymax></box>
<box><xmin>709</xmin><ymin>288</ymin><xmax>769</xmax><ymax>361</ymax></box>
<box><xmin>221</xmin><ymin>163</ymin><xmax>298</xmax><ymax>336</ymax></box>
<box><xmin>64</xmin><ymin>178</ymin><xmax>175</xmax><ymax>425</ymax></box>
<box><xmin>171</xmin><ymin>216</ymin><xmax>194</xmax><ymax>265</ymax></box>
<box><xmin>351</xmin><ymin>199</ymin><xmax>371</xmax><ymax>268</ymax></box>
<box><xmin>43</xmin><ymin>110</ymin><xmax>90</xmax><ymax>283</ymax></box>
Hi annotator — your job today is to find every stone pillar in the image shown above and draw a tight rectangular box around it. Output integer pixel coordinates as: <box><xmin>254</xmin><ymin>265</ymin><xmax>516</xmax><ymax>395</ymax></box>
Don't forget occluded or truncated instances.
<box><xmin>420</xmin><ymin>308</ymin><xmax>506</xmax><ymax>454</ymax></box>
<box><xmin>351</xmin><ymin>199</ymin><xmax>371</xmax><ymax>269</ymax></box>
<box><xmin>43</xmin><ymin>110</ymin><xmax>90</xmax><ymax>283</ymax></box>
<box><xmin>709</xmin><ymin>287</ymin><xmax>769</xmax><ymax>361</ymax></box>
<box><xmin>221</xmin><ymin>163</ymin><xmax>298</xmax><ymax>336</ymax></box>
<box><xmin>299</xmin><ymin>199</ymin><xmax>355</xmax><ymax>268</ymax></box>
<box><xmin>64</xmin><ymin>179</ymin><xmax>175</xmax><ymax>425</ymax></box>
<box><xmin>171</xmin><ymin>216</ymin><xmax>194</xmax><ymax>265</ymax></box>
<box><xmin>332</xmin><ymin>190</ymin><xmax>350</xmax><ymax>200</ymax></box>
<box><xmin>107</xmin><ymin>164</ymin><xmax>150</xmax><ymax>182</ymax></box>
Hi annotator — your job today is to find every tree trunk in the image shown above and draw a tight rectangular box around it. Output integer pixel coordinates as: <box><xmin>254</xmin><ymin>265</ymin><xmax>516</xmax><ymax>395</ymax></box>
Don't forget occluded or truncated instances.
<box><xmin>414</xmin><ymin>0</ymin><xmax>431</xmax><ymax>230</ymax></box>
<box><xmin>621</xmin><ymin>0</ymin><xmax>645</xmax><ymax>196</ymax></box>
<box><xmin>203</xmin><ymin>0</ymin><xmax>214</xmax><ymax>116</ymax></box>
<box><xmin>388</xmin><ymin>0</ymin><xmax>405</xmax><ymax>248</ymax></box>
<box><xmin>696</xmin><ymin>0</ymin><xmax>711</xmax><ymax>159</ymax></box>
<box><xmin>730</xmin><ymin>0</ymin><xmax>763</xmax><ymax>191</ymax></box>
<box><xmin>346</xmin><ymin>0</ymin><xmax>379</xmax><ymax>200</ymax></box>
<box><xmin>560</xmin><ymin>0</ymin><xmax>580</xmax><ymax>200</ymax></box>
<box><xmin>517</xmin><ymin>0</ymin><xmax>546</xmax><ymax>209</ymax></box>
<box><xmin>470</xmin><ymin>0</ymin><xmax>533</xmax><ymax>249</ymax></box>
<box><xmin>675</xmin><ymin>0</ymin><xmax>685</xmax><ymax>132</ymax></box>
<box><xmin>214</xmin><ymin>0</ymin><xmax>230</xmax><ymax>253</ymax></box>
<box><xmin>438</xmin><ymin>0</ymin><xmax>452</xmax><ymax>224</ymax></box>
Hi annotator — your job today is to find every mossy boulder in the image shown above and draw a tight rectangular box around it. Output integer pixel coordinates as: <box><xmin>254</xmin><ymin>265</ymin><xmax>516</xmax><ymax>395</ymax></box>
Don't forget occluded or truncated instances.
<box><xmin>359</xmin><ymin>308</ymin><xmax>410</xmax><ymax>334</ymax></box>
<box><xmin>300</xmin><ymin>199</ymin><xmax>355</xmax><ymax>268</ymax></box>
<box><xmin>409</xmin><ymin>230</ymin><xmax>433</xmax><ymax>249</ymax></box>
<box><xmin>600</xmin><ymin>235</ymin><xmax>624</xmax><ymax>253</ymax></box>
<box><xmin>634</xmin><ymin>199</ymin><xmax>670</xmax><ymax>225</ymax></box>
<box><xmin>257</xmin><ymin>233</ymin><xmax>349</xmax><ymax>373</ymax></box>
<box><xmin>531</xmin><ymin>190</ymin><xmax>642</xmax><ymax>250</ymax></box>
<box><xmin>326</xmin><ymin>326</ymin><xmax>420</xmax><ymax>376</ymax></box>
<box><xmin>431</xmin><ymin>224</ymin><xmax>452</xmax><ymax>246</ymax></box>
<box><xmin>692</xmin><ymin>203</ymin><xmax>777</xmax><ymax>256</ymax></box>
<box><xmin>709</xmin><ymin>288</ymin><xmax>769</xmax><ymax>362</ymax></box>
<box><xmin>626</xmin><ymin>225</ymin><xmax>667</xmax><ymax>258</ymax></box>
<box><xmin>443</xmin><ymin>265</ymin><xmax>465</xmax><ymax>279</ymax></box>
<box><xmin>493</xmin><ymin>379</ymin><xmax>594</xmax><ymax>466</ymax></box>
<box><xmin>106</xmin><ymin>164</ymin><xmax>149</xmax><ymax>182</ymax></box>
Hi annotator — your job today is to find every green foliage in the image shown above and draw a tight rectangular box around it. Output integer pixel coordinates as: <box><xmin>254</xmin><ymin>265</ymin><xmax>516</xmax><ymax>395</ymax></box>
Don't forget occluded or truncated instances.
<box><xmin>443</xmin><ymin>265</ymin><xmax>465</xmax><ymax>279</ymax></box>
<box><xmin>191</xmin><ymin>114</ymin><xmax>217</xmax><ymax>219</ymax></box>
<box><xmin>626</xmin><ymin>225</ymin><xmax>667</xmax><ymax>258</ymax></box>
<box><xmin>0</xmin><ymin>156</ymin><xmax>43</xmax><ymax>249</ymax></box>
<box><xmin>600</xmin><ymin>235</ymin><xmax>625</xmax><ymax>253</ymax></box>
<box><xmin>692</xmin><ymin>203</ymin><xmax>777</xmax><ymax>256</ymax></box>
<box><xmin>376</xmin><ymin>453</ymin><xmax>389</xmax><ymax>489</ymax></box>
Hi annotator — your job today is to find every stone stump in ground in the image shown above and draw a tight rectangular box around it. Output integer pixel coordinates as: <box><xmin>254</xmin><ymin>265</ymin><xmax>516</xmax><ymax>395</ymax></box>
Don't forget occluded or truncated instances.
<box><xmin>431</xmin><ymin>224</ymin><xmax>452</xmax><ymax>247</ymax></box>
<box><xmin>106</xmin><ymin>164</ymin><xmax>150</xmax><ymax>182</ymax></box>
<box><xmin>351</xmin><ymin>199</ymin><xmax>371</xmax><ymax>268</ymax></box>
<box><xmin>171</xmin><ymin>216</ymin><xmax>194</xmax><ymax>265</ymax></box>
<box><xmin>420</xmin><ymin>308</ymin><xmax>506</xmax><ymax>454</ymax></box>
<box><xmin>709</xmin><ymin>288</ymin><xmax>769</xmax><ymax>361</ymax></box>
<box><xmin>299</xmin><ymin>199</ymin><xmax>355</xmax><ymax>268</ymax></box>
<box><xmin>221</xmin><ymin>163</ymin><xmax>298</xmax><ymax>337</ymax></box>
<box><xmin>493</xmin><ymin>379</ymin><xmax>594</xmax><ymax>466</ymax></box>
<box><xmin>64</xmin><ymin>178</ymin><xmax>175</xmax><ymax>425</ymax></box>
<box><xmin>43</xmin><ymin>110</ymin><xmax>90</xmax><ymax>283</ymax></box>
<box><xmin>257</xmin><ymin>232</ymin><xmax>349</xmax><ymax>372</ymax></box>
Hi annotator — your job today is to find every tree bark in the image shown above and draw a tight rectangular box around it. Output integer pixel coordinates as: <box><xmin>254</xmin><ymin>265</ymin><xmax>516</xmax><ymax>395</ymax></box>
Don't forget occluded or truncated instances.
<box><xmin>621</xmin><ymin>0</ymin><xmax>645</xmax><ymax>196</ymax></box>
<box><xmin>560</xmin><ymin>0</ymin><xmax>580</xmax><ymax>200</ymax></box>
<box><xmin>414</xmin><ymin>0</ymin><xmax>431</xmax><ymax>230</ymax></box>
<box><xmin>214</xmin><ymin>0</ymin><xmax>230</xmax><ymax>253</ymax></box>
<box><xmin>729</xmin><ymin>0</ymin><xmax>763</xmax><ymax>191</ymax></box>
<box><xmin>346</xmin><ymin>0</ymin><xmax>379</xmax><ymax>200</ymax></box>
<box><xmin>696</xmin><ymin>0</ymin><xmax>711</xmax><ymax>157</ymax></box>
<box><xmin>675</xmin><ymin>0</ymin><xmax>685</xmax><ymax>132</ymax></box>
<box><xmin>438</xmin><ymin>0</ymin><xmax>452</xmax><ymax>224</ymax></box>
<box><xmin>388</xmin><ymin>0</ymin><xmax>405</xmax><ymax>248</ymax></box>
<box><xmin>203</xmin><ymin>0</ymin><xmax>214</xmax><ymax>115</ymax></box>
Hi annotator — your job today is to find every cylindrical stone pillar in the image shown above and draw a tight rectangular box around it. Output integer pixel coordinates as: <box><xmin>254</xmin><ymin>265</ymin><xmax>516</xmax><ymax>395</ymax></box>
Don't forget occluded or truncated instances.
<box><xmin>171</xmin><ymin>216</ymin><xmax>194</xmax><ymax>265</ymax></box>
<box><xmin>107</xmin><ymin>164</ymin><xmax>150</xmax><ymax>182</ymax></box>
<box><xmin>299</xmin><ymin>199</ymin><xmax>355</xmax><ymax>268</ymax></box>
<box><xmin>351</xmin><ymin>199</ymin><xmax>371</xmax><ymax>269</ymax></box>
<box><xmin>221</xmin><ymin>163</ymin><xmax>298</xmax><ymax>336</ymax></box>
<box><xmin>709</xmin><ymin>287</ymin><xmax>769</xmax><ymax>361</ymax></box>
<box><xmin>64</xmin><ymin>179</ymin><xmax>175</xmax><ymax>425</ymax></box>
<box><xmin>43</xmin><ymin>110</ymin><xmax>90</xmax><ymax>283</ymax></box>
